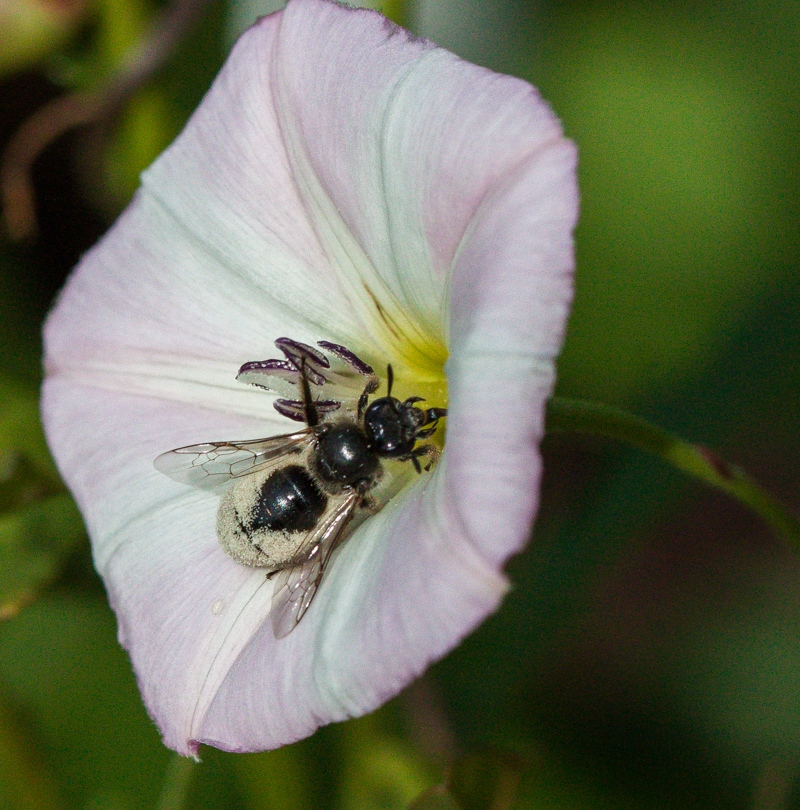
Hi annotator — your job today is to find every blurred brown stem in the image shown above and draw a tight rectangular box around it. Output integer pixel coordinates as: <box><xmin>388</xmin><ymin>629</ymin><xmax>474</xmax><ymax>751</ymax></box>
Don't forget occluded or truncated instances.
<box><xmin>752</xmin><ymin>760</ymin><xmax>795</xmax><ymax>810</ymax></box>
<box><xmin>1</xmin><ymin>0</ymin><xmax>214</xmax><ymax>241</ymax></box>
<box><xmin>401</xmin><ymin>675</ymin><xmax>460</xmax><ymax>764</ymax></box>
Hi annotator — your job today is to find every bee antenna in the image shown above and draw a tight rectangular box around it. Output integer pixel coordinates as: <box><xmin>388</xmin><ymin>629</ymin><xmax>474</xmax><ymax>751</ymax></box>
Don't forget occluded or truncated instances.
<box><xmin>386</xmin><ymin>364</ymin><xmax>394</xmax><ymax>398</ymax></box>
<box><xmin>299</xmin><ymin>357</ymin><xmax>320</xmax><ymax>427</ymax></box>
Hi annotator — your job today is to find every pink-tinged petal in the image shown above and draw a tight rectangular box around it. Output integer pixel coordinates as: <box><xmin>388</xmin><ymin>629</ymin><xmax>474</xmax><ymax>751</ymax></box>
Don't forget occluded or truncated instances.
<box><xmin>42</xmin><ymin>0</ymin><xmax>578</xmax><ymax>756</ymax></box>
<box><xmin>139</xmin><ymin>10</ymin><xmax>366</xmax><ymax>350</ymax></box>
<box><xmin>446</xmin><ymin>141</ymin><xmax>578</xmax><ymax>567</ymax></box>
<box><xmin>45</xmin><ymin>10</ymin><xmax>373</xmax><ymax>399</ymax></box>
<box><xmin>195</xmin><ymin>461</ymin><xmax>508</xmax><ymax>752</ymax></box>
<box><xmin>42</xmin><ymin>190</ymin><xmax>341</xmax><ymax>420</ymax></box>
<box><xmin>40</xmin><ymin>381</ymin><xmax>277</xmax><ymax>754</ymax></box>
<box><xmin>273</xmin><ymin>0</ymin><xmax>565</xmax><ymax>352</ymax></box>
<box><xmin>42</xmin><ymin>379</ymin><xmax>506</xmax><ymax>754</ymax></box>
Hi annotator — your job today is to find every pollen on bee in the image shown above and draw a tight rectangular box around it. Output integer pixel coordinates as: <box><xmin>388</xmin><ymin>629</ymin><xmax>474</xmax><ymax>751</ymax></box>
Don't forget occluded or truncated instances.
<box><xmin>217</xmin><ymin>468</ymin><xmax>316</xmax><ymax>569</ymax></box>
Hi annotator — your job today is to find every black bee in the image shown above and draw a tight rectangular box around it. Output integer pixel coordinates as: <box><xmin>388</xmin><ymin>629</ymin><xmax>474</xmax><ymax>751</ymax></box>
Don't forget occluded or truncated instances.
<box><xmin>154</xmin><ymin>339</ymin><xmax>446</xmax><ymax>638</ymax></box>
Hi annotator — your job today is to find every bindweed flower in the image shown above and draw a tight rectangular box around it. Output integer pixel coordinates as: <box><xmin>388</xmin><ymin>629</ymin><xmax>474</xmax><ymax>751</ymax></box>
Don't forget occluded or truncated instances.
<box><xmin>41</xmin><ymin>0</ymin><xmax>578</xmax><ymax>755</ymax></box>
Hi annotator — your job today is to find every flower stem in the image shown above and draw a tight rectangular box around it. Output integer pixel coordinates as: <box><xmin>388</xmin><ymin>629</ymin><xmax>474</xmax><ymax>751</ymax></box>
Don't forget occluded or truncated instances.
<box><xmin>546</xmin><ymin>396</ymin><xmax>800</xmax><ymax>550</ymax></box>
<box><xmin>155</xmin><ymin>753</ymin><xmax>195</xmax><ymax>810</ymax></box>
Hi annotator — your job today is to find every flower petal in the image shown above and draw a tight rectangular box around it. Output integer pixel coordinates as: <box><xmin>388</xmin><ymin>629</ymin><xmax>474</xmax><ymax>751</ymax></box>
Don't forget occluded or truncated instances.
<box><xmin>42</xmin><ymin>190</ymin><xmax>337</xmax><ymax>420</ymax></box>
<box><xmin>193</xmin><ymin>459</ymin><xmax>508</xmax><ymax>752</ymax></box>
<box><xmin>42</xmin><ymin>0</ymin><xmax>578</xmax><ymax>757</ymax></box>
<box><xmin>41</xmin><ymin>379</ymin><xmax>507</xmax><ymax>754</ymax></box>
<box><xmin>272</xmin><ymin>0</ymin><xmax>566</xmax><ymax>367</ymax></box>
<box><xmin>446</xmin><ymin>140</ymin><xmax>578</xmax><ymax>567</ymax></box>
<box><xmin>138</xmin><ymin>9</ymin><xmax>367</xmax><ymax>351</ymax></box>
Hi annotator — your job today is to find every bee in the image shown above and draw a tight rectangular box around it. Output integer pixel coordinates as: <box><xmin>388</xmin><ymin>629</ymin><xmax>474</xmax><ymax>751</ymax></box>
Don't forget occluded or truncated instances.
<box><xmin>154</xmin><ymin>339</ymin><xmax>446</xmax><ymax>639</ymax></box>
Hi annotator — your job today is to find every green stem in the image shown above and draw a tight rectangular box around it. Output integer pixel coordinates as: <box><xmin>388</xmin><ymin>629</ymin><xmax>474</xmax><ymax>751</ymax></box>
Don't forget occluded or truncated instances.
<box><xmin>546</xmin><ymin>396</ymin><xmax>800</xmax><ymax>551</ymax></box>
<box><xmin>155</xmin><ymin>753</ymin><xmax>195</xmax><ymax>810</ymax></box>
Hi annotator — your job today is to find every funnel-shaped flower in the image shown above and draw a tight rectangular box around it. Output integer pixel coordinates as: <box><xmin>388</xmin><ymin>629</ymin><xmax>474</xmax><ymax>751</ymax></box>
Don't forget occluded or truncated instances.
<box><xmin>42</xmin><ymin>0</ymin><xmax>577</xmax><ymax>755</ymax></box>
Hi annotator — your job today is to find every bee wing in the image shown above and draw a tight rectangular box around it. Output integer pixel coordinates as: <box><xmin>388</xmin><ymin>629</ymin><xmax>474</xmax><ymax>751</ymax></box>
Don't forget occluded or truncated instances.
<box><xmin>154</xmin><ymin>429</ymin><xmax>313</xmax><ymax>491</ymax></box>
<box><xmin>270</xmin><ymin>491</ymin><xmax>361</xmax><ymax>639</ymax></box>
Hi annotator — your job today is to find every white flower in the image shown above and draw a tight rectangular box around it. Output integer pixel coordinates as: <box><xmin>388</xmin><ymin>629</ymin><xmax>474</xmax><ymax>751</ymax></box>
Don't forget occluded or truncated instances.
<box><xmin>41</xmin><ymin>0</ymin><xmax>578</xmax><ymax>755</ymax></box>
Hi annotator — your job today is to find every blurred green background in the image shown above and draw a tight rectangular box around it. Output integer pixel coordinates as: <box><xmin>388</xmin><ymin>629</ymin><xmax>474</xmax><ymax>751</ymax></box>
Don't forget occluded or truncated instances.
<box><xmin>0</xmin><ymin>0</ymin><xmax>798</xmax><ymax>807</ymax></box>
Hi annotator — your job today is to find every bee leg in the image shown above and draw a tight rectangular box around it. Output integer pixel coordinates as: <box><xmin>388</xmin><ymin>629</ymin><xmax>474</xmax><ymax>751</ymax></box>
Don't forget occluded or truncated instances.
<box><xmin>357</xmin><ymin>374</ymin><xmax>379</xmax><ymax>422</ymax></box>
<box><xmin>360</xmin><ymin>494</ymin><xmax>381</xmax><ymax>514</ymax></box>
<box><xmin>413</xmin><ymin>444</ymin><xmax>441</xmax><ymax>473</ymax></box>
<box><xmin>398</xmin><ymin>444</ymin><xmax>440</xmax><ymax>475</ymax></box>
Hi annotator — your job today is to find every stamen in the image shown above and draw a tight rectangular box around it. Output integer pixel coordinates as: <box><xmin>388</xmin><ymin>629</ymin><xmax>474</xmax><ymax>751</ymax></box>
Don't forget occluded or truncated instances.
<box><xmin>236</xmin><ymin>338</ymin><xmax>382</xmax><ymax>420</ymax></box>
<box><xmin>317</xmin><ymin>341</ymin><xmax>374</xmax><ymax>376</ymax></box>
<box><xmin>237</xmin><ymin>359</ymin><xmax>298</xmax><ymax>388</ymax></box>
<box><xmin>274</xmin><ymin>399</ymin><xmax>341</xmax><ymax>422</ymax></box>
<box><xmin>275</xmin><ymin>338</ymin><xmax>329</xmax><ymax>370</ymax></box>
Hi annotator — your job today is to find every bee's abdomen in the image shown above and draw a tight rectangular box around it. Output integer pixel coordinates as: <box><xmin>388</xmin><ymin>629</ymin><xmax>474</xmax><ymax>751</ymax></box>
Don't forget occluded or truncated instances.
<box><xmin>249</xmin><ymin>465</ymin><xmax>327</xmax><ymax>533</ymax></box>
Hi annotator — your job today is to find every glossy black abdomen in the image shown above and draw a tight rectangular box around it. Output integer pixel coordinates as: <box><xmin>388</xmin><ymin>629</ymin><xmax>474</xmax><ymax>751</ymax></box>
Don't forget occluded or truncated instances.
<box><xmin>249</xmin><ymin>465</ymin><xmax>327</xmax><ymax>533</ymax></box>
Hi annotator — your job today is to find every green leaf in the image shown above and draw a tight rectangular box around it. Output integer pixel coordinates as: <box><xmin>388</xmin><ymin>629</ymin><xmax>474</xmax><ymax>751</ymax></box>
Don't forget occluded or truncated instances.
<box><xmin>154</xmin><ymin>754</ymin><xmax>196</xmax><ymax>810</ymax></box>
<box><xmin>103</xmin><ymin>86</ymin><xmax>175</xmax><ymax>212</ymax></box>
<box><xmin>233</xmin><ymin>745</ymin><xmax>313</xmax><ymax>810</ymax></box>
<box><xmin>373</xmin><ymin>1</ymin><xmax>409</xmax><ymax>27</ymax></box>
<box><xmin>0</xmin><ymin>494</ymin><xmax>86</xmax><ymax>619</ymax></box>
<box><xmin>0</xmin><ymin>250</ymin><xmax>42</xmax><ymax>385</ymax></box>
<box><xmin>337</xmin><ymin>714</ymin><xmax>437</xmax><ymax>810</ymax></box>
<box><xmin>0</xmin><ymin>594</ymin><xmax>172</xmax><ymax>809</ymax></box>
<box><xmin>409</xmin><ymin>749</ymin><xmax>525</xmax><ymax>810</ymax></box>
<box><xmin>0</xmin><ymin>450</ymin><xmax>60</xmax><ymax>515</ymax></box>
<box><xmin>0</xmin><ymin>376</ymin><xmax>79</xmax><ymax>616</ymax></box>
<box><xmin>0</xmin><ymin>688</ymin><xmax>64</xmax><ymax>810</ymax></box>
<box><xmin>0</xmin><ymin>0</ymin><xmax>83</xmax><ymax>78</ymax></box>
<box><xmin>0</xmin><ymin>377</ymin><xmax>60</xmax><ymax>492</ymax></box>
<box><xmin>538</xmin><ymin>4</ymin><xmax>793</xmax><ymax>404</ymax></box>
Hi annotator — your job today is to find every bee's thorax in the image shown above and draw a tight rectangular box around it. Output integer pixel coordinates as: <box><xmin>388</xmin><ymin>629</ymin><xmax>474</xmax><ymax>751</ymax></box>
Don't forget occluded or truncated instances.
<box><xmin>314</xmin><ymin>422</ymin><xmax>381</xmax><ymax>487</ymax></box>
